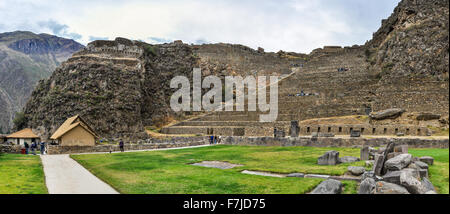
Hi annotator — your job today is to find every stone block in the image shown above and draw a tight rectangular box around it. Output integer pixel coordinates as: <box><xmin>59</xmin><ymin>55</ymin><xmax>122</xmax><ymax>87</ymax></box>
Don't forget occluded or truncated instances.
<box><xmin>394</xmin><ymin>145</ymin><xmax>408</xmax><ymax>153</ymax></box>
<box><xmin>419</xmin><ymin>156</ymin><xmax>434</xmax><ymax>165</ymax></box>
<box><xmin>361</xmin><ymin>146</ymin><xmax>370</xmax><ymax>161</ymax></box>
<box><xmin>310</xmin><ymin>179</ymin><xmax>343</xmax><ymax>194</ymax></box>
<box><xmin>373</xmin><ymin>154</ymin><xmax>385</xmax><ymax>176</ymax></box>
<box><xmin>384</xmin><ymin>153</ymin><xmax>412</xmax><ymax>171</ymax></box>
<box><xmin>348</xmin><ymin>166</ymin><xmax>365</xmax><ymax>176</ymax></box>
<box><xmin>318</xmin><ymin>151</ymin><xmax>340</xmax><ymax>165</ymax></box>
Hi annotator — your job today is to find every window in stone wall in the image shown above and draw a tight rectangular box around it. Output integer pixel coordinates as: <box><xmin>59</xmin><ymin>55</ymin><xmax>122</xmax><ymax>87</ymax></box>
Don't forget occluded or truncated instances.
<box><xmin>307</xmin><ymin>127</ymin><xmax>310</xmax><ymax>133</ymax></box>
<box><xmin>318</xmin><ymin>127</ymin><xmax>321</xmax><ymax>132</ymax></box>
<box><xmin>339</xmin><ymin>127</ymin><xmax>342</xmax><ymax>133</ymax></box>
<box><xmin>350</xmin><ymin>128</ymin><xmax>353</xmax><ymax>134</ymax></box>
<box><xmin>328</xmin><ymin>127</ymin><xmax>332</xmax><ymax>133</ymax></box>
<box><xmin>406</xmin><ymin>129</ymin><xmax>410</xmax><ymax>135</ymax></box>
<box><xmin>384</xmin><ymin>128</ymin><xmax>387</xmax><ymax>134</ymax></box>
<box><xmin>361</xmin><ymin>128</ymin><xmax>365</xmax><ymax>134</ymax></box>
<box><xmin>395</xmin><ymin>128</ymin><xmax>399</xmax><ymax>134</ymax></box>
<box><xmin>372</xmin><ymin>128</ymin><xmax>376</xmax><ymax>134</ymax></box>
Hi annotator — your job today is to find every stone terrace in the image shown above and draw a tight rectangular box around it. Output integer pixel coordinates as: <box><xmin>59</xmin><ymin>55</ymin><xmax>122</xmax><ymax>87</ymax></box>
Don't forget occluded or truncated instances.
<box><xmin>161</xmin><ymin>48</ymin><xmax>433</xmax><ymax>137</ymax></box>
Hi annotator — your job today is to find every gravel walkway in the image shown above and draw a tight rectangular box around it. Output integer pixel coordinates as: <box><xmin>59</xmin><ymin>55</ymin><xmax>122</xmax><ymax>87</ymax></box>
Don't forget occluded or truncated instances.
<box><xmin>41</xmin><ymin>154</ymin><xmax>119</xmax><ymax>194</ymax></box>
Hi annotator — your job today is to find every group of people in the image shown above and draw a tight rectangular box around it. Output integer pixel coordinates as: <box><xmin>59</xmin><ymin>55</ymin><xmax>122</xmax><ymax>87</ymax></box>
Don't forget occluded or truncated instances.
<box><xmin>209</xmin><ymin>135</ymin><xmax>221</xmax><ymax>145</ymax></box>
<box><xmin>23</xmin><ymin>141</ymin><xmax>46</xmax><ymax>155</ymax></box>
<box><xmin>288</xmin><ymin>90</ymin><xmax>319</xmax><ymax>97</ymax></box>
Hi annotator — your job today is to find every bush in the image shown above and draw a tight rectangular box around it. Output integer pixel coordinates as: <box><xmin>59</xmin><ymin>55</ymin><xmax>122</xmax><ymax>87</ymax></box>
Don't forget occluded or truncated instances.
<box><xmin>13</xmin><ymin>112</ymin><xmax>27</xmax><ymax>131</ymax></box>
<box><xmin>144</xmin><ymin>45</ymin><xmax>157</xmax><ymax>56</ymax></box>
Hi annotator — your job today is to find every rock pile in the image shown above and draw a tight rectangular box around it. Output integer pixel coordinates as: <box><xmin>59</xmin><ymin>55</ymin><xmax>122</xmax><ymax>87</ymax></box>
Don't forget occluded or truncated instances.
<box><xmin>359</xmin><ymin>142</ymin><xmax>436</xmax><ymax>194</ymax></box>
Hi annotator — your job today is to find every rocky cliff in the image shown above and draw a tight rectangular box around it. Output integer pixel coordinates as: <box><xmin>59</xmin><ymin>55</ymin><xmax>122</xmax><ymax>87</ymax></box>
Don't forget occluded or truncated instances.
<box><xmin>0</xmin><ymin>31</ymin><xmax>83</xmax><ymax>132</ymax></box>
<box><xmin>366</xmin><ymin>0</ymin><xmax>449</xmax><ymax>115</ymax></box>
<box><xmin>23</xmin><ymin>38</ymin><xmax>198</xmax><ymax>141</ymax></box>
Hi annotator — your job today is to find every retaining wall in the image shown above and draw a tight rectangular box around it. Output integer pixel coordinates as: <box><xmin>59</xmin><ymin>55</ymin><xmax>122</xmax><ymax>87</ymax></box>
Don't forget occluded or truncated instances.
<box><xmin>47</xmin><ymin>137</ymin><xmax>209</xmax><ymax>154</ymax></box>
<box><xmin>221</xmin><ymin>136</ymin><xmax>449</xmax><ymax>148</ymax></box>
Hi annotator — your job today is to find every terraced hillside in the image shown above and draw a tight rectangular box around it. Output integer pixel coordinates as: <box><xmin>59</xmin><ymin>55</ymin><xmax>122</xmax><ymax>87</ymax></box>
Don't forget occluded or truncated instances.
<box><xmin>161</xmin><ymin>0</ymin><xmax>449</xmax><ymax>137</ymax></box>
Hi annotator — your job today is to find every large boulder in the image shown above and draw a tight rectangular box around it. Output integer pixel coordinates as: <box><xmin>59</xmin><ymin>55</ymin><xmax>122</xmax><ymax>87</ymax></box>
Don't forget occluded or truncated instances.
<box><xmin>373</xmin><ymin>181</ymin><xmax>410</xmax><ymax>194</ymax></box>
<box><xmin>310</xmin><ymin>179</ymin><xmax>343</xmax><ymax>194</ymax></box>
<box><xmin>383</xmin><ymin>169</ymin><xmax>420</xmax><ymax>185</ymax></box>
<box><xmin>419</xmin><ymin>156</ymin><xmax>434</xmax><ymax>165</ymax></box>
<box><xmin>384</xmin><ymin>154</ymin><xmax>412</xmax><ymax>171</ymax></box>
<box><xmin>370</xmin><ymin>108</ymin><xmax>405</xmax><ymax>120</ymax></box>
<box><xmin>421</xmin><ymin>178</ymin><xmax>436</xmax><ymax>193</ymax></box>
<box><xmin>358</xmin><ymin>178</ymin><xmax>376</xmax><ymax>194</ymax></box>
<box><xmin>348</xmin><ymin>166</ymin><xmax>365</xmax><ymax>176</ymax></box>
<box><xmin>318</xmin><ymin>151</ymin><xmax>340</xmax><ymax>165</ymax></box>
<box><xmin>416</xmin><ymin>113</ymin><xmax>441</xmax><ymax>121</ymax></box>
<box><xmin>339</xmin><ymin>156</ymin><xmax>360</xmax><ymax>163</ymax></box>
<box><xmin>400</xmin><ymin>170</ymin><xmax>427</xmax><ymax>194</ymax></box>
<box><xmin>414</xmin><ymin>161</ymin><xmax>429</xmax><ymax>170</ymax></box>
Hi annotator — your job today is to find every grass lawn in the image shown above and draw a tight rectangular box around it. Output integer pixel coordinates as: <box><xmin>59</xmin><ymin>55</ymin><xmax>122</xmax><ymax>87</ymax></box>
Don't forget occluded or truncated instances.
<box><xmin>72</xmin><ymin>145</ymin><xmax>449</xmax><ymax>194</ymax></box>
<box><xmin>0</xmin><ymin>154</ymin><xmax>48</xmax><ymax>194</ymax></box>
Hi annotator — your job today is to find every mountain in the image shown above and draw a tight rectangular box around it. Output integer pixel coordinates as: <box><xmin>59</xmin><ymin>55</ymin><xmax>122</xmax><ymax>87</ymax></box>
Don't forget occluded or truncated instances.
<box><xmin>0</xmin><ymin>31</ymin><xmax>84</xmax><ymax>132</ymax></box>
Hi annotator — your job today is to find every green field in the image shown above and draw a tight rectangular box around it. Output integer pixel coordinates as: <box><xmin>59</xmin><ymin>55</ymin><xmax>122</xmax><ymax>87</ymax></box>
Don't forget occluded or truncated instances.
<box><xmin>72</xmin><ymin>145</ymin><xmax>449</xmax><ymax>194</ymax></box>
<box><xmin>0</xmin><ymin>154</ymin><xmax>48</xmax><ymax>194</ymax></box>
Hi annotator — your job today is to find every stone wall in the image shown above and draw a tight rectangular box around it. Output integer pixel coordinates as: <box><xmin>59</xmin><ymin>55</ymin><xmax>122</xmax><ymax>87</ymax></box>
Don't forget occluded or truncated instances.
<box><xmin>221</xmin><ymin>136</ymin><xmax>448</xmax><ymax>149</ymax></box>
<box><xmin>0</xmin><ymin>144</ymin><xmax>22</xmax><ymax>153</ymax></box>
<box><xmin>47</xmin><ymin>136</ymin><xmax>209</xmax><ymax>154</ymax></box>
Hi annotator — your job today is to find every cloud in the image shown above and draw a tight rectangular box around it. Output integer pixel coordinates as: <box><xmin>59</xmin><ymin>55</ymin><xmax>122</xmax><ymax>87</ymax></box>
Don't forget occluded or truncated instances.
<box><xmin>0</xmin><ymin>0</ymin><xmax>401</xmax><ymax>53</ymax></box>
<box><xmin>88</xmin><ymin>36</ymin><xmax>110</xmax><ymax>42</ymax></box>
<box><xmin>37</xmin><ymin>20</ymin><xmax>82</xmax><ymax>40</ymax></box>
<box><xmin>147</xmin><ymin>37</ymin><xmax>173</xmax><ymax>44</ymax></box>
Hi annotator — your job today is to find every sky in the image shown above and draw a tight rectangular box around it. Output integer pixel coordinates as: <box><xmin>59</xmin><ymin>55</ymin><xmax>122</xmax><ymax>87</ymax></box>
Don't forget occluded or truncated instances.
<box><xmin>0</xmin><ymin>0</ymin><xmax>401</xmax><ymax>53</ymax></box>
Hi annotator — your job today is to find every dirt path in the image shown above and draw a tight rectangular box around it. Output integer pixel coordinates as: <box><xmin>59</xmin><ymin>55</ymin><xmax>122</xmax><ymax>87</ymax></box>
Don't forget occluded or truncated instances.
<box><xmin>40</xmin><ymin>154</ymin><xmax>119</xmax><ymax>194</ymax></box>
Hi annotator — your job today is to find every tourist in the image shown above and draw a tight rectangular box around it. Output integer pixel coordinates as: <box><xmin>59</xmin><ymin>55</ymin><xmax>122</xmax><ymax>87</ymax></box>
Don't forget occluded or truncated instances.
<box><xmin>210</xmin><ymin>135</ymin><xmax>214</xmax><ymax>145</ymax></box>
<box><xmin>40</xmin><ymin>142</ymin><xmax>46</xmax><ymax>155</ymax></box>
<box><xmin>214</xmin><ymin>136</ymin><xmax>217</xmax><ymax>144</ymax></box>
<box><xmin>24</xmin><ymin>142</ymin><xmax>29</xmax><ymax>154</ymax></box>
<box><xmin>31</xmin><ymin>142</ymin><xmax>37</xmax><ymax>155</ymax></box>
<box><xmin>119</xmin><ymin>140</ymin><xmax>124</xmax><ymax>152</ymax></box>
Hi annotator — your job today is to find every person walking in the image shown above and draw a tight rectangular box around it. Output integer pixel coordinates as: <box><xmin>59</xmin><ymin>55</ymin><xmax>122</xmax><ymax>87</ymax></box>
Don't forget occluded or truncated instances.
<box><xmin>119</xmin><ymin>140</ymin><xmax>124</xmax><ymax>152</ymax></box>
<box><xmin>24</xmin><ymin>142</ymin><xmax>29</xmax><ymax>154</ymax></box>
<box><xmin>210</xmin><ymin>135</ymin><xmax>214</xmax><ymax>145</ymax></box>
<box><xmin>40</xmin><ymin>142</ymin><xmax>46</xmax><ymax>155</ymax></box>
<box><xmin>31</xmin><ymin>142</ymin><xmax>37</xmax><ymax>155</ymax></box>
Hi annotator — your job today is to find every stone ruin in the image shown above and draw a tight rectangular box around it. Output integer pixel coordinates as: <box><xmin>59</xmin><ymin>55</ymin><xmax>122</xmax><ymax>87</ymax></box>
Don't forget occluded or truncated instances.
<box><xmin>74</xmin><ymin>37</ymin><xmax>144</xmax><ymax>59</ymax></box>
<box><xmin>311</xmin><ymin>142</ymin><xmax>437</xmax><ymax>194</ymax></box>
<box><xmin>358</xmin><ymin>142</ymin><xmax>437</xmax><ymax>194</ymax></box>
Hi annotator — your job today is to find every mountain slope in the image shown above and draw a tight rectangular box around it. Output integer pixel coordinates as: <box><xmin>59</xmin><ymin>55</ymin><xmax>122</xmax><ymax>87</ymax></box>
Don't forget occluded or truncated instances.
<box><xmin>0</xmin><ymin>31</ymin><xmax>84</xmax><ymax>132</ymax></box>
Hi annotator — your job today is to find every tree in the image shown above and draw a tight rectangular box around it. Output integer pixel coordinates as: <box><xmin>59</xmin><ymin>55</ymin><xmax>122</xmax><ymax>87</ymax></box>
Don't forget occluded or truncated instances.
<box><xmin>13</xmin><ymin>112</ymin><xmax>27</xmax><ymax>131</ymax></box>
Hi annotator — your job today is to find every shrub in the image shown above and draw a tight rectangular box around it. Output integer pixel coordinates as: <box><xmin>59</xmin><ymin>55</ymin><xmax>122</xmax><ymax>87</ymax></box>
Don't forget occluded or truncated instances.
<box><xmin>13</xmin><ymin>112</ymin><xmax>27</xmax><ymax>131</ymax></box>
